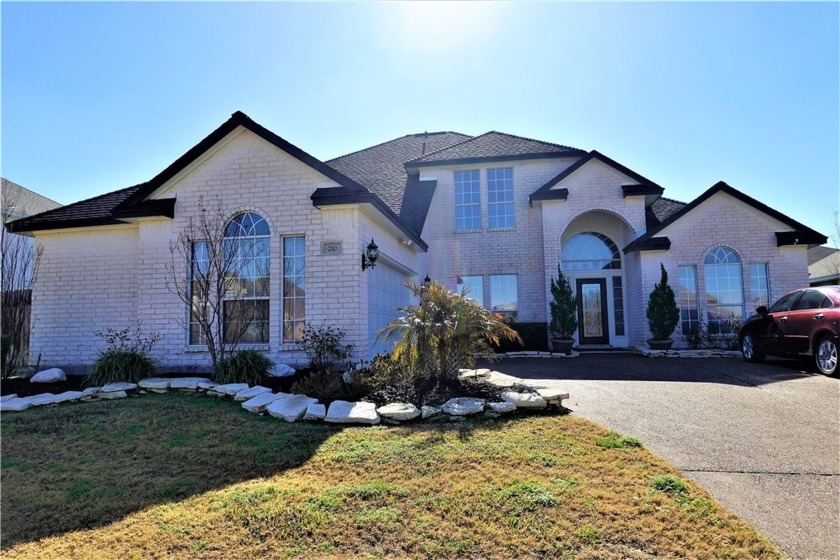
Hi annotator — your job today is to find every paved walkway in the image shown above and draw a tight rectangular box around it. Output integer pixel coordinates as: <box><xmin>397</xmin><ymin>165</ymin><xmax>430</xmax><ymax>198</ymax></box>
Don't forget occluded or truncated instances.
<box><xmin>487</xmin><ymin>354</ymin><xmax>840</xmax><ymax>560</ymax></box>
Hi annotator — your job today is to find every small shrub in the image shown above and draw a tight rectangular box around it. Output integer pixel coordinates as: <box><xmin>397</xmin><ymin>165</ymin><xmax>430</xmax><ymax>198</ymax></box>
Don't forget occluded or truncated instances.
<box><xmin>87</xmin><ymin>326</ymin><xmax>160</xmax><ymax>386</ymax></box>
<box><xmin>651</xmin><ymin>474</ymin><xmax>688</xmax><ymax>495</ymax></box>
<box><xmin>214</xmin><ymin>349</ymin><xmax>275</xmax><ymax>385</ymax></box>
<box><xmin>647</xmin><ymin>264</ymin><xmax>680</xmax><ymax>340</ymax></box>
<box><xmin>549</xmin><ymin>266</ymin><xmax>577</xmax><ymax>339</ymax></box>
<box><xmin>300</xmin><ymin>323</ymin><xmax>354</xmax><ymax>372</ymax></box>
<box><xmin>684</xmin><ymin>318</ymin><xmax>741</xmax><ymax>350</ymax></box>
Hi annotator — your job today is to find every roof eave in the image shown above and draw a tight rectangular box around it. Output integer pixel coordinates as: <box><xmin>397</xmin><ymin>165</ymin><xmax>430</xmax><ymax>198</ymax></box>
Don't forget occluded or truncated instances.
<box><xmin>406</xmin><ymin>150</ymin><xmax>585</xmax><ymax>171</ymax></box>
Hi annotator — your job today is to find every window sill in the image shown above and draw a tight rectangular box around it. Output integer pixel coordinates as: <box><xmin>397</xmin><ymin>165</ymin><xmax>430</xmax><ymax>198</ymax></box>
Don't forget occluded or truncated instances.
<box><xmin>454</xmin><ymin>229</ymin><xmax>482</xmax><ymax>234</ymax></box>
<box><xmin>489</xmin><ymin>227</ymin><xmax>516</xmax><ymax>232</ymax></box>
<box><xmin>184</xmin><ymin>345</ymin><xmax>208</xmax><ymax>353</ymax></box>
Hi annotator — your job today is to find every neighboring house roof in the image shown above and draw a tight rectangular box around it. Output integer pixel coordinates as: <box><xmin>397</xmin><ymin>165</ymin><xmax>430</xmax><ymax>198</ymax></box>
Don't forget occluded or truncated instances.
<box><xmin>327</xmin><ymin>131</ymin><xmax>471</xmax><ymax>215</ymax></box>
<box><xmin>407</xmin><ymin>131</ymin><xmax>585</xmax><ymax>167</ymax></box>
<box><xmin>1</xmin><ymin>178</ymin><xmax>62</xmax><ymax>220</ymax></box>
<box><xmin>624</xmin><ymin>181</ymin><xmax>828</xmax><ymax>253</ymax></box>
<box><xmin>5</xmin><ymin>185</ymin><xmax>140</xmax><ymax>232</ymax></box>
<box><xmin>808</xmin><ymin>246</ymin><xmax>840</xmax><ymax>285</ymax></box>
<box><xmin>529</xmin><ymin>150</ymin><xmax>664</xmax><ymax>203</ymax></box>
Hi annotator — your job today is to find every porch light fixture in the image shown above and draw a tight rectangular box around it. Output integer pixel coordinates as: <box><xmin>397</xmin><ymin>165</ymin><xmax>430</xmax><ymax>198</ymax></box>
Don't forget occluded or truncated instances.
<box><xmin>423</xmin><ymin>275</ymin><xmax>432</xmax><ymax>288</ymax></box>
<box><xmin>361</xmin><ymin>238</ymin><xmax>379</xmax><ymax>271</ymax></box>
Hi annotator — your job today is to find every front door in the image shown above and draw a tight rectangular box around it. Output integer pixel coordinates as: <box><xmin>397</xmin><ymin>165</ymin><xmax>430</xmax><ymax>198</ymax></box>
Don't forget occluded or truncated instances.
<box><xmin>576</xmin><ymin>279</ymin><xmax>609</xmax><ymax>345</ymax></box>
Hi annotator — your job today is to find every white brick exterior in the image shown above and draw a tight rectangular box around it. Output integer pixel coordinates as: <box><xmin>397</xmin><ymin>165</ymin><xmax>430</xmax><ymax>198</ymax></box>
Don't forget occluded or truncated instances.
<box><xmin>27</xmin><ymin>126</ymin><xmax>817</xmax><ymax>370</ymax></box>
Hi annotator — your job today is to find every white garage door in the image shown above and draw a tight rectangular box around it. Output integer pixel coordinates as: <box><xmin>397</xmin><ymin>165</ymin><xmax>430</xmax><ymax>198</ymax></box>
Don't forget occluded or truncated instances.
<box><xmin>367</xmin><ymin>263</ymin><xmax>412</xmax><ymax>358</ymax></box>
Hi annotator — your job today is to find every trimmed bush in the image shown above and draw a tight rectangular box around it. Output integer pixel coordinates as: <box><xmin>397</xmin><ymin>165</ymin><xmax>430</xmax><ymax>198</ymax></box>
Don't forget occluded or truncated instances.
<box><xmin>647</xmin><ymin>263</ymin><xmax>680</xmax><ymax>340</ymax></box>
<box><xmin>492</xmin><ymin>322</ymin><xmax>549</xmax><ymax>353</ymax></box>
<box><xmin>214</xmin><ymin>349</ymin><xmax>275</xmax><ymax>386</ymax></box>
<box><xmin>300</xmin><ymin>323</ymin><xmax>354</xmax><ymax>372</ymax></box>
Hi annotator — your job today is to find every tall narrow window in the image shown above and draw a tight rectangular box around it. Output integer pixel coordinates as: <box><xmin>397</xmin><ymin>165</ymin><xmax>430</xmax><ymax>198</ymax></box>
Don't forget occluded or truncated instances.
<box><xmin>224</xmin><ymin>212</ymin><xmax>270</xmax><ymax>344</ymax></box>
<box><xmin>189</xmin><ymin>241</ymin><xmax>210</xmax><ymax>345</ymax></box>
<box><xmin>749</xmin><ymin>263</ymin><xmax>770</xmax><ymax>311</ymax></box>
<box><xmin>283</xmin><ymin>236</ymin><xmax>306</xmax><ymax>343</ymax></box>
<box><xmin>457</xmin><ymin>275</ymin><xmax>483</xmax><ymax>306</ymax></box>
<box><xmin>704</xmin><ymin>247</ymin><xmax>743</xmax><ymax>335</ymax></box>
<box><xmin>487</xmin><ymin>167</ymin><xmax>514</xmax><ymax>229</ymax></box>
<box><xmin>454</xmin><ymin>170</ymin><xmax>481</xmax><ymax>231</ymax></box>
<box><xmin>678</xmin><ymin>265</ymin><xmax>699</xmax><ymax>336</ymax></box>
<box><xmin>490</xmin><ymin>274</ymin><xmax>518</xmax><ymax>320</ymax></box>
<box><xmin>612</xmin><ymin>277</ymin><xmax>625</xmax><ymax>336</ymax></box>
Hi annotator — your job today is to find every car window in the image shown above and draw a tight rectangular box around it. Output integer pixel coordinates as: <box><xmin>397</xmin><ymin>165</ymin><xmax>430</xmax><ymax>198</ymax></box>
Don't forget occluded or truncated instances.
<box><xmin>820</xmin><ymin>296</ymin><xmax>834</xmax><ymax>309</ymax></box>
<box><xmin>768</xmin><ymin>291</ymin><xmax>802</xmax><ymax>313</ymax></box>
<box><xmin>793</xmin><ymin>290</ymin><xmax>827</xmax><ymax>311</ymax></box>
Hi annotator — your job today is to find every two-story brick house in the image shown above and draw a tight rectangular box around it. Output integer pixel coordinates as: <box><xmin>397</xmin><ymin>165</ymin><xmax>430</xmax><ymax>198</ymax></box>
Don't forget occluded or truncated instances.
<box><xmin>7</xmin><ymin>112</ymin><xmax>826</xmax><ymax>371</ymax></box>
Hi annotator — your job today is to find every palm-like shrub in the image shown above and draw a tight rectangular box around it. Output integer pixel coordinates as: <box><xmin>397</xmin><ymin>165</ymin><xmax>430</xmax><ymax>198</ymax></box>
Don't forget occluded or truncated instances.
<box><xmin>646</xmin><ymin>263</ymin><xmax>680</xmax><ymax>340</ymax></box>
<box><xmin>214</xmin><ymin>349</ymin><xmax>275</xmax><ymax>386</ymax></box>
<box><xmin>87</xmin><ymin>326</ymin><xmax>160</xmax><ymax>386</ymax></box>
<box><xmin>377</xmin><ymin>281</ymin><xmax>522</xmax><ymax>382</ymax></box>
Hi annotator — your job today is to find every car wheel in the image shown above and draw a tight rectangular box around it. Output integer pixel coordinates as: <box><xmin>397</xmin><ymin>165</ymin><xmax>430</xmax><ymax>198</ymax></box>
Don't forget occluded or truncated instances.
<box><xmin>814</xmin><ymin>336</ymin><xmax>838</xmax><ymax>376</ymax></box>
<box><xmin>741</xmin><ymin>333</ymin><xmax>764</xmax><ymax>363</ymax></box>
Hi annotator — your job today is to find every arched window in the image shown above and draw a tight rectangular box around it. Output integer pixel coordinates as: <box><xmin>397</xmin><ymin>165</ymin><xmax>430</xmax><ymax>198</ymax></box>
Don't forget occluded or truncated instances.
<box><xmin>703</xmin><ymin>246</ymin><xmax>743</xmax><ymax>335</ymax></box>
<box><xmin>223</xmin><ymin>212</ymin><xmax>270</xmax><ymax>343</ymax></box>
<box><xmin>561</xmin><ymin>232</ymin><xmax>621</xmax><ymax>270</ymax></box>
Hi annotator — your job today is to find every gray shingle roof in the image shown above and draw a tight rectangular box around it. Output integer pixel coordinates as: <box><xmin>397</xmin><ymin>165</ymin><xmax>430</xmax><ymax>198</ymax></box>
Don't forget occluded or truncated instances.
<box><xmin>6</xmin><ymin>184</ymin><xmax>141</xmax><ymax>231</ymax></box>
<box><xmin>646</xmin><ymin>196</ymin><xmax>686</xmax><ymax>229</ymax></box>
<box><xmin>1</xmin><ymin>178</ymin><xmax>62</xmax><ymax>219</ymax></box>
<box><xmin>808</xmin><ymin>245</ymin><xmax>839</xmax><ymax>266</ymax></box>
<box><xmin>408</xmin><ymin>131</ymin><xmax>584</xmax><ymax>165</ymax></box>
<box><xmin>327</xmin><ymin>132</ymin><xmax>471</xmax><ymax>214</ymax></box>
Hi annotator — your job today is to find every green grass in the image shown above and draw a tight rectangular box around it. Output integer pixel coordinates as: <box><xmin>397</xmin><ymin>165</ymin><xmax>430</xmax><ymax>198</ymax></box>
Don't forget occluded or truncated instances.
<box><xmin>0</xmin><ymin>393</ymin><xmax>781</xmax><ymax>559</ymax></box>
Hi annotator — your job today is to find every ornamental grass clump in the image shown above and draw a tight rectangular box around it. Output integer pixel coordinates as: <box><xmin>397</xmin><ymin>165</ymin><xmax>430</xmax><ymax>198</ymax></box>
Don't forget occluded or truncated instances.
<box><xmin>214</xmin><ymin>349</ymin><xmax>275</xmax><ymax>386</ymax></box>
<box><xmin>377</xmin><ymin>281</ymin><xmax>522</xmax><ymax>383</ymax></box>
<box><xmin>87</xmin><ymin>326</ymin><xmax>161</xmax><ymax>386</ymax></box>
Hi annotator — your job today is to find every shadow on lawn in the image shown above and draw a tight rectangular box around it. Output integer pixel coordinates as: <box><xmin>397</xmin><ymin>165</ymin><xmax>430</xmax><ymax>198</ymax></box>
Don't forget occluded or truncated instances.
<box><xmin>484</xmin><ymin>353</ymin><xmax>831</xmax><ymax>387</ymax></box>
<box><xmin>0</xmin><ymin>393</ymin><xmax>551</xmax><ymax>549</ymax></box>
<box><xmin>0</xmin><ymin>393</ymin><xmax>340</xmax><ymax>548</ymax></box>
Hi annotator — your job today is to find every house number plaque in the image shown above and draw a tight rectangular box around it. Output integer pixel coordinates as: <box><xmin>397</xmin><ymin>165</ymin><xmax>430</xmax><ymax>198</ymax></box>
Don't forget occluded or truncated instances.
<box><xmin>321</xmin><ymin>241</ymin><xmax>342</xmax><ymax>256</ymax></box>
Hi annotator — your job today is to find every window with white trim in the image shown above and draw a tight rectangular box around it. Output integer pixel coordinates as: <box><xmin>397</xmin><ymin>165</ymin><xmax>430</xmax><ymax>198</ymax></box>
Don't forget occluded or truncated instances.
<box><xmin>749</xmin><ymin>263</ymin><xmax>770</xmax><ymax>311</ymax></box>
<box><xmin>223</xmin><ymin>212</ymin><xmax>270</xmax><ymax>344</ymax></box>
<box><xmin>454</xmin><ymin>170</ymin><xmax>481</xmax><ymax>231</ymax></box>
<box><xmin>487</xmin><ymin>167</ymin><xmax>514</xmax><ymax>229</ymax></box>
<box><xmin>704</xmin><ymin>247</ymin><xmax>743</xmax><ymax>335</ymax></box>
<box><xmin>457</xmin><ymin>275</ymin><xmax>483</xmax><ymax>306</ymax></box>
<box><xmin>282</xmin><ymin>236</ymin><xmax>306</xmax><ymax>343</ymax></box>
<box><xmin>678</xmin><ymin>265</ymin><xmax>699</xmax><ymax>336</ymax></box>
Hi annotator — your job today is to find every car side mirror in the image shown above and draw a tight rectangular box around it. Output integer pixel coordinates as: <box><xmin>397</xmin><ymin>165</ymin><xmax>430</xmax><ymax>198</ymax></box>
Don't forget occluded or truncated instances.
<box><xmin>756</xmin><ymin>305</ymin><xmax>769</xmax><ymax>316</ymax></box>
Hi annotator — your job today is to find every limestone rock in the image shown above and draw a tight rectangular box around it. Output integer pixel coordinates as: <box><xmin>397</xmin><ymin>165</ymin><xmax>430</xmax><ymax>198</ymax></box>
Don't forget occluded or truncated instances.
<box><xmin>269</xmin><ymin>363</ymin><xmax>296</xmax><ymax>378</ymax></box>
<box><xmin>488</xmin><ymin>401</ymin><xmax>516</xmax><ymax>414</ymax></box>
<box><xmin>197</xmin><ymin>380</ymin><xmax>218</xmax><ymax>391</ymax></box>
<box><xmin>325</xmin><ymin>400</ymin><xmax>380</xmax><ymax>425</ymax></box>
<box><xmin>501</xmin><ymin>391</ymin><xmax>547</xmax><ymax>409</ymax></box>
<box><xmin>0</xmin><ymin>397</ymin><xmax>34</xmax><ymax>411</ymax></box>
<box><xmin>31</xmin><ymin>368</ymin><xmax>66</xmax><ymax>383</ymax></box>
<box><xmin>50</xmin><ymin>391</ymin><xmax>85</xmax><ymax>404</ymax></box>
<box><xmin>536</xmin><ymin>388</ymin><xmax>569</xmax><ymax>404</ymax></box>
<box><xmin>138</xmin><ymin>378</ymin><xmax>171</xmax><ymax>392</ymax></box>
<box><xmin>29</xmin><ymin>393</ymin><xmax>60</xmax><ymax>406</ymax></box>
<box><xmin>212</xmin><ymin>383</ymin><xmax>250</xmax><ymax>396</ymax></box>
<box><xmin>169</xmin><ymin>377</ymin><xmax>209</xmax><ymax>390</ymax></box>
<box><xmin>303</xmin><ymin>402</ymin><xmax>326</xmax><ymax>421</ymax></box>
<box><xmin>442</xmin><ymin>397</ymin><xmax>485</xmax><ymax>416</ymax></box>
<box><xmin>241</xmin><ymin>392</ymin><xmax>287</xmax><ymax>413</ymax></box>
<box><xmin>268</xmin><ymin>394</ymin><xmax>319</xmax><ymax>422</ymax></box>
<box><xmin>376</xmin><ymin>402</ymin><xmax>421</xmax><ymax>422</ymax></box>
<box><xmin>101</xmin><ymin>382</ymin><xmax>138</xmax><ymax>393</ymax></box>
<box><xmin>1</xmin><ymin>393</ymin><xmax>18</xmax><ymax>402</ymax></box>
<box><xmin>97</xmin><ymin>390</ymin><xmax>127</xmax><ymax>400</ymax></box>
<box><xmin>421</xmin><ymin>405</ymin><xmax>443</xmax><ymax>419</ymax></box>
<box><xmin>234</xmin><ymin>386</ymin><xmax>271</xmax><ymax>402</ymax></box>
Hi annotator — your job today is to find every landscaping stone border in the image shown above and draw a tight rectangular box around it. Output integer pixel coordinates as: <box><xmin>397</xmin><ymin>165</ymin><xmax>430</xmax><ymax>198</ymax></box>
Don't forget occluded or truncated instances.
<box><xmin>635</xmin><ymin>348</ymin><xmax>740</xmax><ymax>358</ymax></box>
<box><xmin>0</xmin><ymin>370</ymin><xmax>570</xmax><ymax>424</ymax></box>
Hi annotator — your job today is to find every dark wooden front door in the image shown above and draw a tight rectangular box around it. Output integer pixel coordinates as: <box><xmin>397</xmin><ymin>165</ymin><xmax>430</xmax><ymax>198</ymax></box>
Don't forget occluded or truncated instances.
<box><xmin>576</xmin><ymin>279</ymin><xmax>609</xmax><ymax>345</ymax></box>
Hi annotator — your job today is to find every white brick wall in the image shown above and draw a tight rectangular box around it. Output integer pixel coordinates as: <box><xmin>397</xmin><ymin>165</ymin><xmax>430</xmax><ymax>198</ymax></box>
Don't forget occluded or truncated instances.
<box><xmin>632</xmin><ymin>192</ymin><xmax>810</xmax><ymax>347</ymax></box>
<box><xmin>31</xmin><ymin>129</ymin><xmax>419</xmax><ymax>371</ymax></box>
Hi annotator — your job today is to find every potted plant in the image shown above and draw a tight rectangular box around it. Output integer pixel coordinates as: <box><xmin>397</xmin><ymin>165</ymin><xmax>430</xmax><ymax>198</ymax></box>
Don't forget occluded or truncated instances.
<box><xmin>549</xmin><ymin>265</ymin><xmax>578</xmax><ymax>355</ymax></box>
<box><xmin>646</xmin><ymin>263</ymin><xmax>680</xmax><ymax>350</ymax></box>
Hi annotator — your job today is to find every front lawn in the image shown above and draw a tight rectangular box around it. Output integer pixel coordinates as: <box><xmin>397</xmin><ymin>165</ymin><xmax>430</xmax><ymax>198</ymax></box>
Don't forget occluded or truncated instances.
<box><xmin>1</xmin><ymin>394</ymin><xmax>780</xmax><ymax>559</ymax></box>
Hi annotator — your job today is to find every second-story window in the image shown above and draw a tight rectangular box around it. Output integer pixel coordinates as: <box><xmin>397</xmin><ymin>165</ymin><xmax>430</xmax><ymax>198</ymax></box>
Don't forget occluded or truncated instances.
<box><xmin>454</xmin><ymin>170</ymin><xmax>481</xmax><ymax>231</ymax></box>
<box><xmin>488</xmin><ymin>167</ymin><xmax>514</xmax><ymax>229</ymax></box>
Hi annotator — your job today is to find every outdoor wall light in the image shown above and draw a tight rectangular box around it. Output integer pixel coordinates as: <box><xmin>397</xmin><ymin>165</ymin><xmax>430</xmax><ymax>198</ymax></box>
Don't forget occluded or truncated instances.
<box><xmin>423</xmin><ymin>275</ymin><xmax>432</xmax><ymax>288</ymax></box>
<box><xmin>361</xmin><ymin>238</ymin><xmax>379</xmax><ymax>271</ymax></box>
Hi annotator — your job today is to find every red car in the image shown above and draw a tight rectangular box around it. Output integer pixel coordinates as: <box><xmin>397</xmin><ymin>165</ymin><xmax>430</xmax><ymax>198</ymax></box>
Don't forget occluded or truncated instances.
<box><xmin>739</xmin><ymin>286</ymin><xmax>839</xmax><ymax>376</ymax></box>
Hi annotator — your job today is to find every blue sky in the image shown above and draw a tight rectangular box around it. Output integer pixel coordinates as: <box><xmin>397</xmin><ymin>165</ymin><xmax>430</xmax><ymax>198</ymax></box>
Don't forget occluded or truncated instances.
<box><xmin>2</xmin><ymin>2</ymin><xmax>838</xmax><ymax>238</ymax></box>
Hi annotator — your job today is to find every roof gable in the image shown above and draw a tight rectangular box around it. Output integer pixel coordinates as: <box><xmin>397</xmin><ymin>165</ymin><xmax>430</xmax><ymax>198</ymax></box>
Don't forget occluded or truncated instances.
<box><xmin>407</xmin><ymin>131</ymin><xmax>584</xmax><ymax>167</ymax></box>
<box><xmin>624</xmin><ymin>181</ymin><xmax>827</xmax><ymax>253</ymax></box>
<box><xmin>530</xmin><ymin>151</ymin><xmax>664</xmax><ymax>204</ymax></box>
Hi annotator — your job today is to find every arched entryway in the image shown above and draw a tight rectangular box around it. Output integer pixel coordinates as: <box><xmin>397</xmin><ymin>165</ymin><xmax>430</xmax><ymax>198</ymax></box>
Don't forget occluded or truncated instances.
<box><xmin>560</xmin><ymin>211</ymin><xmax>634</xmax><ymax>347</ymax></box>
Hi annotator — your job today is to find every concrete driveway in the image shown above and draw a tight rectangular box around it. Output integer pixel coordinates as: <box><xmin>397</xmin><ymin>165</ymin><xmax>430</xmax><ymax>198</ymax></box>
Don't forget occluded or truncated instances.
<box><xmin>488</xmin><ymin>354</ymin><xmax>840</xmax><ymax>560</ymax></box>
